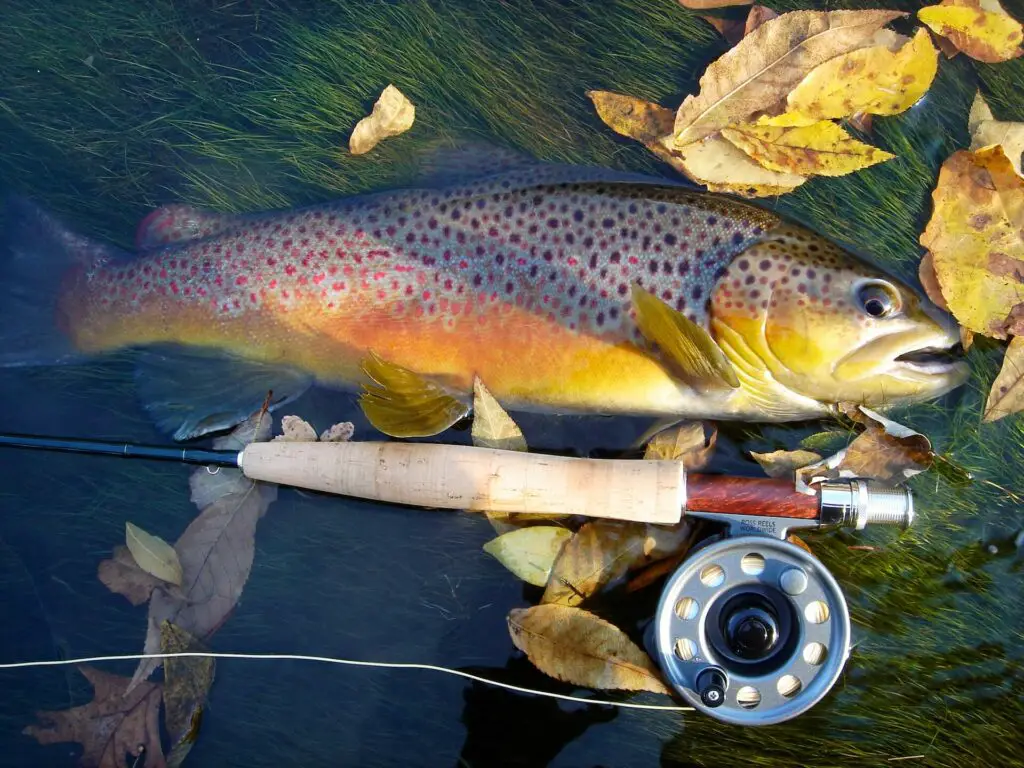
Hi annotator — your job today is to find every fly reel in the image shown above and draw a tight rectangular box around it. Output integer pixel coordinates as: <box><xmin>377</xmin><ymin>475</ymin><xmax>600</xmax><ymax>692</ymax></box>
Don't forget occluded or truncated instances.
<box><xmin>650</xmin><ymin>479</ymin><xmax>914</xmax><ymax>726</ymax></box>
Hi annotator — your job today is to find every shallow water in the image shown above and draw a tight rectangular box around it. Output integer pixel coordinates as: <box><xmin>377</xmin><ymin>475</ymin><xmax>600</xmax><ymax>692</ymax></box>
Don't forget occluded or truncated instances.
<box><xmin>1</xmin><ymin>0</ymin><xmax>1023</xmax><ymax>766</ymax></box>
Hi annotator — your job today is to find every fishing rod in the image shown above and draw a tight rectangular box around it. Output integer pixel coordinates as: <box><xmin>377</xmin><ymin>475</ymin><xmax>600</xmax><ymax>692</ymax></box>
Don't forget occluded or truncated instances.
<box><xmin>0</xmin><ymin>430</ymin><xmax>913</xmax><ymax>726</ymax></box>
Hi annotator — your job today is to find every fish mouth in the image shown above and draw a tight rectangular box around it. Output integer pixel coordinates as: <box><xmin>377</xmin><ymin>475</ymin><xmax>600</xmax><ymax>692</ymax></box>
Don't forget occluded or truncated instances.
<box><xmin>895</xmin><ymin>342</ymin><xmax>965</xmax><ymax>375</ymax></box>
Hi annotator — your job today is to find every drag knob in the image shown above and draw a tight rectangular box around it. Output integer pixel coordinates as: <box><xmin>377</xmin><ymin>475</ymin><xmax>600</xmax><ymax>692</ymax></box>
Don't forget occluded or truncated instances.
<box><xmin>696</xmin><ymin>667</ymin><xmax>728</xmax><ymax>708</ymax></box>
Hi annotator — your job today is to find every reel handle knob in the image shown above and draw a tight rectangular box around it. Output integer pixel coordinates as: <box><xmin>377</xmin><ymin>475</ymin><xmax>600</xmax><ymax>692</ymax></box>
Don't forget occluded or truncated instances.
<box><xmin>696</xmin><ymin>667</ymin><xmax>728</xmax><ymax>708</ymax></box>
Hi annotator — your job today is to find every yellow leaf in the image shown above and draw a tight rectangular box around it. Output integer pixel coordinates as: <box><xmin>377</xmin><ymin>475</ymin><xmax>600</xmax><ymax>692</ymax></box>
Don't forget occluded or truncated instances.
<box><xmin>125</xmin><ymin>522</ymin><xmax>183</xmax><ymax>586</ymax></box>
<box><xmin>918</xmin><ymin>0</ymin><xmax>1024</xmax><ymax>63</ymax></box>
<box><xmin>785</xmin><ymin>28</ymin><xmax>938</xmax><ymax>122</ymax></box>
<box><xmin>507</xmin><ymin>604</ymin><xmax>670</xmax><ymax>694</ymax></box>
<box><xmin>756</xmin><ymin>111</ymin><xmax>820</xmax><ymax>128</ymax></box>
<box><xmin>970</xmin><ymin>113</ymin><xmax>1024</xmax><ymax>180</ymax></box>
<box><xmin>483</xmin><ymin>526</ymin><xmax>573</xmax><ymax>587</ymax></box>
<box><xmin>643</xmin><ymin>421</ymin><xmax>718</xmax><ymax>470</ymax></box>
<box><xmin>969</xmin><ymin>90</ymin><xmax>995</xmax><ymax>135</ymax></box>
<box><xmin>673</xmin><ymin>9</ymin><xmax>906</xmax><ymax>145</ymax></box>
<box><xmin>750</xmin><ymin>449</ymin><xmax>823</xmax><ymax>478</ymax></box>
<box><xmin>984</xmin><ymin>336</ymin><xmax>1024</xmax><ymax>421</ymax></box>
<box><xmin>349</xmin><ymin>84</ymin><xmax>416</xmax><ymax>155</ymax></box>
<box><xmin>471</xmin><ymin>377</ymin><xmax>527</xmax><ymax>452</ymax></box>
<box><xmin>920</xmin><ymin>146</ymin><xmax>1024</xmax><ymax>339</ymax></box>
<box><xmin>673</xmin><ymin>134</ymin><xmax>807</xmax><ymax>197</ymax></box>
<box><xmin>720</xmin><ymin>120</ymin><xmax>895</xmax><ymax>177</ymax></box>
<box><xmin>587</xmin><ymin>90</ymin><xmax>676</xmax><ymax>145</ymax></box>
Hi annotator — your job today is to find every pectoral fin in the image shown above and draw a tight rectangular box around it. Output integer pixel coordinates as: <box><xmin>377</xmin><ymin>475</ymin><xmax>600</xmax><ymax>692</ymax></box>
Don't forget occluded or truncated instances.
<box><xmin>359</xmin><ymin>353</ymin><xmax>470</xmax><ymax>438</ymax></box>
<box><xmin>631</xmin><ymin>283</ymin><xmax>739</xmax><ymax>391</ymax></box>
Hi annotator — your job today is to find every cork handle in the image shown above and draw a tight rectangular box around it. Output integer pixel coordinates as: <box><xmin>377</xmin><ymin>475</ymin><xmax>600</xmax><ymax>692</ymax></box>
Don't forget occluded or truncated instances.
<box><xmin>238</xmin><ymin>441</ymin><xmax>684</xmax><ymax>524</ymax></box>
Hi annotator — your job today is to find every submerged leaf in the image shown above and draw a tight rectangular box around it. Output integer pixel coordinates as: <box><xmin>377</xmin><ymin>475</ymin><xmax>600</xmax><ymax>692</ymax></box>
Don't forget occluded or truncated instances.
<box><xmin>349</xmin><ymin>84</ymin><xmax>416</xmax><ymax>155</ymax></box>
<box><xmin>721</xmin><ymin>120</ymin><xmax>895</xmax><ymax>176</ymax></box>
<box><xmin>750</xmin><ymin>449</ymin><xmax>823</xmax><ymax>478</ymax></box>
<box><xmin>673</xmin><ymin>9</ymin><xmax>905</xmax><ymax>144</ymax></box>
<box><xmin>97</xmin><ymin>545</ymin><xmax>164</xmax><ymax>607</ymax></box>
<box><xmin>23</xmin><ymin>666</ymin><xmax>164</xmax><ymax>768</ymax></box>
<box><xmin>161</xmin><ymin>622</ymin><xmax>215</xmax><ymax>768</ymax></box>
<box><xmin>507</xmin><ymin>604</ymin><xmax>670</xmax><ymax>694</ymax></box>
<box><xmin>484</xmin><ymin>526</ymin><xmax>573</xmax><ymax>586</ymax></box>
<box><xmin>918</xmin><ymin>0</ymin><xmax>1024</xmax><ymax>63</ymax></box>
<box><xmin>785</xmin><ymin>28</ymin><xmax>938</xmax><ymax>122</ymax></box>
<box><xmin>984</xmin><ymin>335</ymin><xmax>1024</xmax><ymax>422</ymax></box>
<box><xmin>587</xmin><ymin>90</ymin><xmax>676</xmax><ymax>145</ymax></box>
<box><xmin>125</xmin><ymin>522</ymin><xmax>183</xmax><ymax>587</ymax></box>
<box><xmin>920</xmin><ymin>145</ymin><xmax>1024</xmax><ymax>339</ymax></box>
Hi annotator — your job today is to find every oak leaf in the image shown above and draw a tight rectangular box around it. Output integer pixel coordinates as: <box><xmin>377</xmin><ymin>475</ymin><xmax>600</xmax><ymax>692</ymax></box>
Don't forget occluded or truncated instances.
<box><xmin>785</xmin><ymin>28</ymin><xmax>938</xmax><ymax>122</ymax></box>
<box><xmin>721</xmin><ymin>120</ymin><xmax>894</xmax><ymax>176</ymax></box>
<box><xmin>983</xmin><ymin>335</ymin><xmax>1024</xmax><ymax>422</ymax></box>
<box><xmin>918</xmin><ymin>0</ymin><xmax>1024</xmax><ymax>63</ymax></box>
<box><xmin>672</xmin><ymin>9</ymin><xmax>906</xmax><ymax>145</ymax></box>
<box><xmin>23</xmin><ymin>666</ymin><xmax>165</xmax><ymax>768</ymax></box>
<box><xmin>483</xmin><ymin>526</ymin><xmax>573</xmax><ymax>587</ymax></box>
<box><xmin>920</xmin><ymin>145</ymin><xmax>1024</xmax><ymax>339</ymax></box>
<box><xmin>349</xmin><ymin>84</ymin><xmax>415</xmax><ymax>155</ymax></box>
<box><xmin>507</xmin><ymin>604</ymin><xmax>670</xmax><ymax>694</ymax></box>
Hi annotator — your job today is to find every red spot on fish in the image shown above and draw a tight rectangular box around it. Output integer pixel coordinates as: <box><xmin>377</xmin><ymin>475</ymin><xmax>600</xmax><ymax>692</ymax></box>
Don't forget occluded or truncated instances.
<box><xmin>250</xmin><ymin>293</ymin><xmax>258</xmax><ymax>303</ymax></box>
<box><xmin>236</xmin><ymin>276</ymin><xmax>248</xmax><ymax>286</ymax></box>
<box><xmin>313</xmin><ymin>273</ymin><xmax>325</xmax><ymax>285</ymax></box>
<box><xmin>159</xmin><ymin>269</ymin><xmax>168</xmax><ymax>279</ymax></box>
<box><xmin>285</xmin><ymin>265</ymin><xmax>297</xmax><ymax>276</ymax></box>
<box><xmin>170</xmin><ymin>282</ymin><xmax>179</xmax><ymax>294</ymax></box>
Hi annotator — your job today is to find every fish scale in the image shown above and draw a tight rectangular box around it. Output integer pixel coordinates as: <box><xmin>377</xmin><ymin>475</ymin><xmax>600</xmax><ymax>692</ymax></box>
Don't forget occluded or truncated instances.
<box><xmin>82</xmin><ymin>177</ymin><xmax>771</xmax><ymax>346</ymax></box>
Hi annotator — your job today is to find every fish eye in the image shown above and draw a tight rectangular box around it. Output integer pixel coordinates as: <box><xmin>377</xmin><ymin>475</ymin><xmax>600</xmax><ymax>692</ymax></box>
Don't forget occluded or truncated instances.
<box><xmin>855</xmin><ymin>281</ymin><xmax>900</xmax><ymax>319</ymax></box>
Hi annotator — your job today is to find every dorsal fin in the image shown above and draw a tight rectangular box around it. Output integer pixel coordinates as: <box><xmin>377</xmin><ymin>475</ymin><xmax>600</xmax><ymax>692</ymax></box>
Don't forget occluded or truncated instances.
<box><xmin>135</xmin><ymin>204</ymin><xmax>251</xmax><ymax>251</ymax></box>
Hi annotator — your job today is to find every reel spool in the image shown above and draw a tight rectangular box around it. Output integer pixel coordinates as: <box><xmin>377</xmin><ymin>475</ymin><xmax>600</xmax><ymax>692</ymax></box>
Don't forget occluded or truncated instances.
<box><xmin>649</xmin><ymin>478</ymin><xmax>914</xmax><ymax>726</ymax></box>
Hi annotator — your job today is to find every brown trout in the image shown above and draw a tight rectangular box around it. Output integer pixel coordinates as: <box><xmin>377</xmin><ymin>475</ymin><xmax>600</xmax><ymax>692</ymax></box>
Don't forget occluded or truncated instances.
<box><xmin>0</xmin><ymin>149</ymin><xmax>967</xmax><ymax>440</ymax></box>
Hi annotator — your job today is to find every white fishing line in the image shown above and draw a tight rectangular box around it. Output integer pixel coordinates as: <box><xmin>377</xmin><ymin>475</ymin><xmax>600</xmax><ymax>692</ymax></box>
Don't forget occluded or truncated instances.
<box><xmin>0</xmin><ymin>652</ymin><xmax>693</xmax><ymax>713</ymax></box>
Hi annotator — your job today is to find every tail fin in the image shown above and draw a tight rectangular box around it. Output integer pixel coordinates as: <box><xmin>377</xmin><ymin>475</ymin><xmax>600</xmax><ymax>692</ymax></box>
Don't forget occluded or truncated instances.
<box><xmin>0</xmin><ymin>197</ymin><xmax>127</xmax><ymax>367</ymax></box>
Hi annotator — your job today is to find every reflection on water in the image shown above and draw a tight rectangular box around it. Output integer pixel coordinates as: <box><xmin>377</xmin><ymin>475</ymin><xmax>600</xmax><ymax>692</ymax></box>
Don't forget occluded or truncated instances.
<box><xmin>1</xmin><ymin>0</ymin><xmax>1023</xmax><ymax>766</ymax></box>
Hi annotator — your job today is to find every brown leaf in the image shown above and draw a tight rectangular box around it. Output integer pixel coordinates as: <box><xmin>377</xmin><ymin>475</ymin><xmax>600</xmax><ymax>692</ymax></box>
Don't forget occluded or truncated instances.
<box><xmin>160</xmin><ymin>622</ymin><xmax>215</xmax><ymax>768</ymax></box>
<box><xmin>918</xmin><ymin>251</ymin><xmax>949</xmax><ymax>311</ymax></box>
<box><xmin>542</xmin><ymin>519</ymin><xmax>693</xmax><ymax>606</ymax></box>
<box><xmin>349</xmin><ymin>84</ymin><xmax>416</xmax><ymax>155</ymax></box>
<box><xmin>23</xmin><ymin>666</ymin><xmax>165</xmax><ymax>768</ymax></box>
<box><xmin>507</xmin><ymin>604</ymin><xmax>670</xmax><ymax>694</ymax></box>
<box><xmin>587</xmin><ymin>90</ymin><xmax>676</xmax><ymax>145</ymax></box>
<box><xmin>678</xmin><ymin>0</ymin><xmax>751</xmax><ymax>8</ymax></box>
<box><xmin>983</xmin><ymin>335</ymin><xmax>1024</xmax><ymax>421</ymax></box>
<box><xmin>643</xmin><ymin>421</ymin><xmax>718</xmax><ymax>470</ymax></box>
<box><xmin>672</xmin><ymin>9</ymin><xmax>906</xmax><ymax>145</ymax></box>
<box><xmin>744</xmin><ymin>4</ymin><xmax>779</xmax><ymax>36</ymax></box>
<box><xmin>129</xmin><ymin>411</ymin><xmax>278</xmax><ymax>692</ymax></box>
<box><xmin>97</xmin><ymin>545</ymin><xmax>163</xmax><ymax>607</ymax></box>
<box><xmin>750</xmin><ymin>449</ymin><xmax>823</xmax><ymax>478</ymax></box>
<box><xmin>700</xmin><ymin>15</ymin><xmax>746</xmax><ymax>45</ymax></box>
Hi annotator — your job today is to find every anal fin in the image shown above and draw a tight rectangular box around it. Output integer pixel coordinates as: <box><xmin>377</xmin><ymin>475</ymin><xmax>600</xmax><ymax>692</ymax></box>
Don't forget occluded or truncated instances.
<box><xmin>133</xmin><ymin>345</ymin><xmax>313</xmax><ymax>441</ymax></box>
<box><xmin>359</xmin><ymin>352</ymin><xmax>469</xmax><ymax>438</ymax></box>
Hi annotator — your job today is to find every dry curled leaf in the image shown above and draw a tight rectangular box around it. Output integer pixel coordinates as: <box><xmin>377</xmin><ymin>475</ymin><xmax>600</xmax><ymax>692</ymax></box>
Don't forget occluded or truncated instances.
<box><xmin>750</xmin><ymin>449</ymin><xmax>823</xmax><ymax>478</ymax></box>
<box><xmin>484</xmin><ymin>526</ymin><xmax>573</xmax><ymax>587</ymax></box>
<box><xmin>920</xmin><ymin>145</ymin><xmax>1024</xmax><ymax>339</ymax></box>
<box><xmin>507</xmin><ymin>604</ymin><xmax>670</xmax><ymax>694</ymax></box>
<box><xmin>721</xmin><ymin>120</ymin><xmax>895</xmax><ymax>176</ymax></box>
<box><xmin>983</xmin><ymin>335</ymin><xmax>1024</xmax><ymax>421</ymax></box>
<box><xmin>161</xmin><ymin>622</ymin><xmax>215</xmax><ymax>768</ymax></box>
<box><xmin>349</xmin><ymin>84</ymin><xmax>416</xmax><ymax>155</ymax></box>
<box><xmin>643</xmin><ymin>421</ymin><xmax>718</xmax><ymax>471</ymax></box>
<box><xmin>672</xmin><ymin>9</ymin><xmax>905</xmax><ymax>145</ymax></box>
<box><xmin>23</xmin><ymin>666</ymin><xmax>165</xmax><ymax>768</ymax></box>
<box><xmin>273</xmin><ymin>414</ymin><xmax>318</xmax><ymax>442</ymax></box>
<box><xmin>785</xmin><ymin>28</ymin><xmax>938</xmax><ymax>122</ymax></box>
<box><xmin>918</xmin><ymin>0</ymin><xmax>1024</xmax><ymax>63</ymax></box>
<box><xmin>125</xmin><ymin>522</ymin><xmax>183</xmax><ymax>587</ymax></box>
<box><xmin>97</xmin><ymin>545</ymin><xmax>164</xmax><ymax>607</ymax></box>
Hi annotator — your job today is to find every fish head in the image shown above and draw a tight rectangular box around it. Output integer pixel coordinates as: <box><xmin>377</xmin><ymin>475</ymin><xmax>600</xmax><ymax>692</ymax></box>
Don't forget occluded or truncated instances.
<box><xmin>710</xmin><ymin>223</ymin><xmax>969</xmax><ymax>411</ymax></box>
